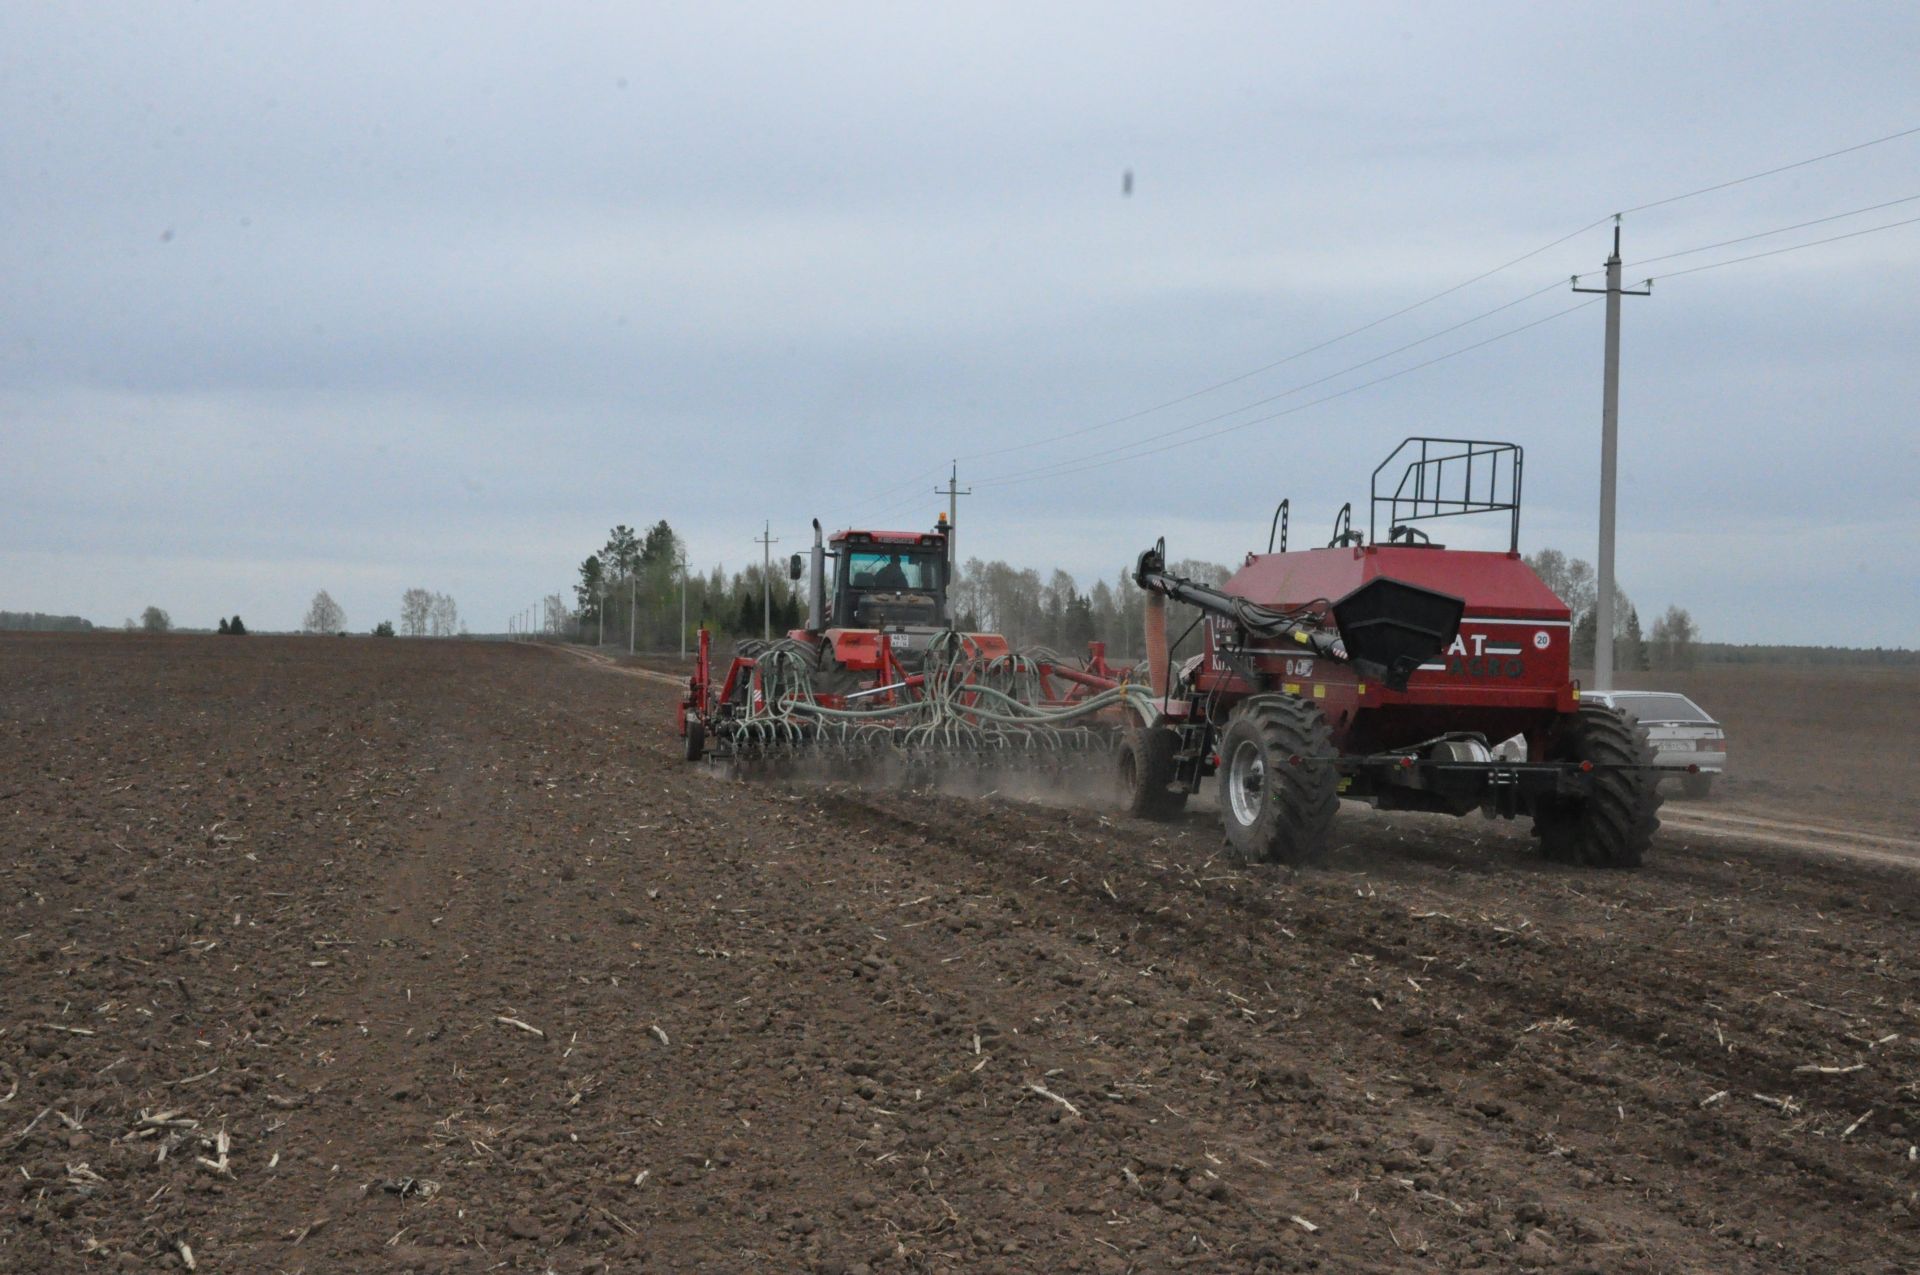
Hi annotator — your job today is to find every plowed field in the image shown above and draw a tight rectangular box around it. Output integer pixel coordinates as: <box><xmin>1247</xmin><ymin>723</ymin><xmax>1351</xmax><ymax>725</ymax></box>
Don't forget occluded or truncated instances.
<box><xmin>4</xmin><ymin>635</ymin><xmax>1917</xmax><ymax>1273</ymax></box>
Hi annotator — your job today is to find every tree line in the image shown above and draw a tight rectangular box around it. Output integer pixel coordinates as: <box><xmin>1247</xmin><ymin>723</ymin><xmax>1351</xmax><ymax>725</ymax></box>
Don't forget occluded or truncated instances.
<box><xmin>568</xmin><ymin>521</ymin><xmax>811</xmax><ymax>650</ymax></box>
<box><xmin>549</xmin><ymin>529</ymin><xmax>1705</xmax><ymax>674</ymax></box>
<box><xmin>1</xmin><ymin>611</ymin><xmax>96</xmax><ymax>632</ymax></box>
<box><xmin>1522</xmin><ymin>549</ymin><xmax>1698</xmax><ymax>671</ymax></box>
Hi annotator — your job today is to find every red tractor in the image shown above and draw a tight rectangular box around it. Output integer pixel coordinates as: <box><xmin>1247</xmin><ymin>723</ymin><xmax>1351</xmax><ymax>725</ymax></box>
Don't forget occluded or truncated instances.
<box><xmin>1119</xmin><ymin>438</ymin><xmax>1664</xmax><ymax>868</ymax></box>
<box><xmin>680</xmin><ymin>515</ymin><xmax>1141</xmax><ymax>771</ymax></box>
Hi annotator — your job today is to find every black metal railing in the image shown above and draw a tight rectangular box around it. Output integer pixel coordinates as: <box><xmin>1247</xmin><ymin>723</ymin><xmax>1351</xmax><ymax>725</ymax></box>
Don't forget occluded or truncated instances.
<box><xmin>1369</xmin><ymin>438</ymin><xmax>1523</xmax><ymax>552</ymax></box>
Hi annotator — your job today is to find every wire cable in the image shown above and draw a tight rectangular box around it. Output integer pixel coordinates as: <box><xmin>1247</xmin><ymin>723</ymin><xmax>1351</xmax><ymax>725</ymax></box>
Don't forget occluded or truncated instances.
<box><xmin>953</xmin><ymin>222</ymin><xmax>1606</xmax><ymax>466</ymax></box>
<box><xmin>944</xmin><ymin>124</ymin><xmax>1920</xmax><ymax>472</ymax></box>
<box><xmin>859</xmin><ymin>462</ymin><xmax>947</xmax><ymax>511</ymax></box>
<box><xmin>1649</xmin><ymin>212</ymin><xmax>1920</xmax><ymax>282</ymax></box>
<box><xmin>973</xmin><ymin>277</ymin><xmax>1571</xmax><ymax>486</ymax></box>
<box><xmin>1569</xmin><ymin>192</ymin><xmax>1920</xmax><ymax>281</ymax></box>
<box><xmin>977</xmin><ymin>208</ymin><xmax>1920</xmax><ymax>494</ymax></box>
<box><xmin>1615</xmin><ymin>124</ymin><xmax>1920</xmax><ymax>217</ymax></box>
<box><xmin>974</xmin><ymin>298</ymin><xmax>1601</xmax><ymax>490</ymax></box>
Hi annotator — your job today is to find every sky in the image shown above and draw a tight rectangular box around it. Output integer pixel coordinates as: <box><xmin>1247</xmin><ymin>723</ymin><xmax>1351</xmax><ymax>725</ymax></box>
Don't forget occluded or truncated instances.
<box><xmin>3</xmin><ymin>2</ymin><xmax>1917</xmax><ymax>642</ymax></box>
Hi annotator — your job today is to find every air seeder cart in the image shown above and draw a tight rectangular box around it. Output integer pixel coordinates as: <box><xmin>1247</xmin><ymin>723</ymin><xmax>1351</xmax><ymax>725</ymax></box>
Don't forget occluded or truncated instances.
<box><xmin>1114</xmin><ymin>438</ymin><xmax>1664</xmax><ymax>867</ymax></box>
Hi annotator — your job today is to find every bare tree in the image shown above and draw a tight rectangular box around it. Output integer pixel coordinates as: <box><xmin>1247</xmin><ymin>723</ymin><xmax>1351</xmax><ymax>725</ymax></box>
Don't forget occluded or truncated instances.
<box><xmin>428</xmin><ymin>592</ymin><xmax>459</xmax><ymax>637</ymax></box>
<box><xmin>1649</xmin><ymin>606</ymin><xmax>1699</xmax><ymax>671</ymax></box>
<box><xmin>303</xmin><ymin>590</ymin><xmax>345</xmax><ymax>634</ymax></box>
<box><xmin>139</xmin><ymin>606</ymin><xmax>172</xmax><ymax>633</ymax></box>
<box><xmin>1526</xmin><ymin>549</ymin><xmax>1596</xmax><ymax>617</ymax></box>
<box><xmin>400</xmin><ymin>588</ymin><xmax>433</xmax><ymax>637</ymax></box>
<box><xmin>543</xmin><ymin>593</ymin><xmax>571</xmax><ymax>637</ymax></box>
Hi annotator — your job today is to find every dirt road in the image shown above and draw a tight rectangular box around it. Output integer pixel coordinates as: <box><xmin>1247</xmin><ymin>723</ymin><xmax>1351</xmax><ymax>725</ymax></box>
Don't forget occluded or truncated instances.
<box><xmin>4</xmin><ymin>635</ymin><xmax>1916</xmax><ymax>1273</ymax></box>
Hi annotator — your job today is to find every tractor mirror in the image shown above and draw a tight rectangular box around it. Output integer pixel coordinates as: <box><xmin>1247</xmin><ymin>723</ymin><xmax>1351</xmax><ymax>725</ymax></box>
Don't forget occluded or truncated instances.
<box><xmin>788</xmin><ymin>553</ymin><xmax>804</xmax><ymax>581</ymax></box>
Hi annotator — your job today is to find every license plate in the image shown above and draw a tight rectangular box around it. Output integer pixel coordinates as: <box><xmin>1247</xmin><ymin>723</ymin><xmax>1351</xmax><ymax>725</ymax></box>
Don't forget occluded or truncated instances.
<box><xmin>1655</xmin><ymin>740</ymin><xmax>1691</xmax><ymax>752</ymax></box>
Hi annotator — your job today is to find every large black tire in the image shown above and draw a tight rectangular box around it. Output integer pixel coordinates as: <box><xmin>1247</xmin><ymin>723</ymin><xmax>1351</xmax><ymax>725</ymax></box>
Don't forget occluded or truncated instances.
<box><xmin>1216</xmin><ymin>697</ymin><xmax>1339</xmax><ymax>866</ymax></box>
<box><xmin>814</xmin><ymin>650</ymin><xmax>865</xmax><ymax>698</ymax></box>
<box><xmin>683</xmin><ymin>719</ymin><xmax>705</xmax><ymax>763</ymax></box>
<box><xmin>1681</xmin><ymin>772</ymin><xmax>1714</xmax><ymax>801</ymax></box>
<box><xmin>1532</xmin><ymin>703</ymin><xmax>1662</xmax><ymax>868</ymax></box>
<box><xmin>1117</xmin><ymin>725</ymin><xmax>1187</xmax><ymax>819</ymax></box>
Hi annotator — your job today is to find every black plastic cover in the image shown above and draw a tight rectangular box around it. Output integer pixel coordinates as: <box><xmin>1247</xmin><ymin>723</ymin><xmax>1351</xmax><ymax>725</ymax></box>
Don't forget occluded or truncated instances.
<box><xmin>1331</xmin><ymin>576</ymin><xmax>1465</xmax><ymax>692</ymax></box>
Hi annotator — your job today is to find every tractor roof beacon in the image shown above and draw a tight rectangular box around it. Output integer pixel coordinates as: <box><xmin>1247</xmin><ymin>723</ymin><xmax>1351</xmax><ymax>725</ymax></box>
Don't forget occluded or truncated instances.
<box><xmin>1128</xmin><ymin>438</ymin><xmax>1663</xmax><ymax>869</ymax></box>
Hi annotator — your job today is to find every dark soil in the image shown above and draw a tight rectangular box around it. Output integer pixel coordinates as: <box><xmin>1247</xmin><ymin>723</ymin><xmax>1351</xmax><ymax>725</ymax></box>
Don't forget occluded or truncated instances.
<box><xmin>4</xmin><ymin>633</ymin><xmax>1917</xmax><ymax>1273</ymax></box>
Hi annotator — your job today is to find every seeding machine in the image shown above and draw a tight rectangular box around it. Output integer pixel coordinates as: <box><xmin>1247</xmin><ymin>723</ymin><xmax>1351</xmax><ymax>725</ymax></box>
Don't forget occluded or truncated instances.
<box><xmin>678</xmin><ymin>515</ymin><xmax>1155</xmax><ymax>784</ymax></box>
<box><xmin>680</xmin><ymin>438</ymin><xmax>1665</xmax><ymax>868</ymax></box>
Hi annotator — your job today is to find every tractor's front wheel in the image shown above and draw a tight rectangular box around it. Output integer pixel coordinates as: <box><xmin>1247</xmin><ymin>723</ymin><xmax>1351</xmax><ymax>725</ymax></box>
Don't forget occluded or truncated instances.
<box><xmin>1117</xmin><ymin>725</ymin><xmax>1187</xmax><ymax>819</ymax></box>
<box><xmin>1532</xmin><ymin>703</ymin><xmax>1661</xmax><ymax>868</ymax></box>
<box><xmin>1217</xmin><ymin>697</ymin><xmax>1339</xmax><ymax>866</ymax></box>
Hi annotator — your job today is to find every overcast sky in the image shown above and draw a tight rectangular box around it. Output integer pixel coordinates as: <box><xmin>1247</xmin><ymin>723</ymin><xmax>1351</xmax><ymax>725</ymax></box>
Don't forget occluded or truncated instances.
<box><xmin>4</xmin><ymin>2</ymin><xmax>1917</xmax><ymax>642</ymax></box>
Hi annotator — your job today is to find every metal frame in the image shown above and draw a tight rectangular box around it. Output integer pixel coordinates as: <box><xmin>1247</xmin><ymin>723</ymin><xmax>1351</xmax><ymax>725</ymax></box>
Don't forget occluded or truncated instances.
<box><xmin>1369</xmin><ymin>437</ymin><xmax>1524</xmax><ymax>552</ymax></box>
<box><xmin>1266</xmin><ymin>499</ymin><xmax>1289</xmax><ymax>553</ymax></box>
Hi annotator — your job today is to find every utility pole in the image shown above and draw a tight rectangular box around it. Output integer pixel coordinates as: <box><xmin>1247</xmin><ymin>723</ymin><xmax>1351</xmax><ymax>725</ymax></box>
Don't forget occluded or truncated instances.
<box><xmin>755</xmin><ymin>522</ymin><xmax>781</xmax><ymax>640</ymax></box>
<box><xmin>597</xmin><ymin>581</ymin><xmax>607</xmax><ymax>648</ymax></box>
<box><xmin>934</xmin><ymin>459</ymin><xmax>972</xmax><ymax>573</ymax></box>
<box><xmin>628</xmin><ymin>571</ymin><xmax>637</xmax><ymax>656</ymax></box>
<box><xmin>678</xmin><ymin>548</ymin><xmax>689</xmax><ymax>660</ymax></box>
<box><xmin>1572</xmin><ymin>219</ymin><xmax>1651</xmax><ymax>693</ymax></box>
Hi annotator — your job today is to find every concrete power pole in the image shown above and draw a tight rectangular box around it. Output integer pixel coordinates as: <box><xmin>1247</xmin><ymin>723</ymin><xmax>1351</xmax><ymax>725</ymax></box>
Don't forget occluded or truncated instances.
<box><xmin>678</xmin><ymin>548</ymin><xmax>689</xmax><ymax>660</ymax></box>
<box><xmin>1572</xmin><ymin>220</ymin><xmax>1650</xmax><ymax>692</ymax></box>
<box><xmin>628</xmin><ymin>571</ymin><xmax>637</xmax><ymax>656</ymax></box>
<box><xmin>755</xmin><ymin>522</ymin><xmax>781</xmax><ymax>641</ymax></box>
<box><xmin>934</xmin><ymin>459</ymin><xmax>972</xmax><ymax>577</ymax></box>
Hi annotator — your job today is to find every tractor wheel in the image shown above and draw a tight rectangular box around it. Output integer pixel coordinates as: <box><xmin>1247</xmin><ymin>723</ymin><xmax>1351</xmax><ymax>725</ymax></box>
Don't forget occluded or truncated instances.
<box><xmin>814</xmin><ymin>651</ymin><xmax>865</xmax><ymax>698</ymax></box>
<box><xmin>1681</xmin><ymin>771</ymin><xmax>1714</xmax><ymax>801</ymax></box>
<box><xmin>1532</xmin><ymin>703</ymin><xmax>1662</xmax><ymax>868</ymax></box>
<box><xmin>1117</xmin><ymin>726</ymin><xmax>1187</xmax><ymax>820</ymax></box>
<box><xmin>1216</xmin><ymin>697</ymin><xmax>1339</xmax><ymax>866</ymax></box>
<box><xmin>683</xmin><ymin>719</ymin><xmax>705</xmax><ymax>763</ymax></box>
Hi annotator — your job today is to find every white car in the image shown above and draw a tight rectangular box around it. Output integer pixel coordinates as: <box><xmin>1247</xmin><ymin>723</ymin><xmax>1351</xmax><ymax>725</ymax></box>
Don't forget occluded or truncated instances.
<box><xmin>1583</xmin><ymin>690</ymin><xmax>1726</xmax><ymax>799</ymax></box>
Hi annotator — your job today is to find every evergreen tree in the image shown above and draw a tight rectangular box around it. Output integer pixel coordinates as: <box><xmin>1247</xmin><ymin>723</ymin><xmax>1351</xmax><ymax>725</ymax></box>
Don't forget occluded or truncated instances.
<box><xmin>575</xmin><ymin>555</ymin><xmax>605</xmax><ymax>623</ymax></box>
<box><xmin>1624</xmin><ymin>606</ymin><xmax>1648</xmax><ymax>670</ymax></box>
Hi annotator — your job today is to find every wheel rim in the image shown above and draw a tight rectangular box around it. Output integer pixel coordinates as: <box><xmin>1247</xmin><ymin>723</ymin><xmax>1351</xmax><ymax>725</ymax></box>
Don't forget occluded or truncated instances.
<box><xmin>1227</xmin><ymin>738</ymin><xmax>1265</xmax><ymax>827</ymax></box>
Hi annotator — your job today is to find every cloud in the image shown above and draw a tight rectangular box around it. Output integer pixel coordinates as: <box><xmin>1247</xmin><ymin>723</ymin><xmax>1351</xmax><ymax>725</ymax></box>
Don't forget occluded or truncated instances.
<box><xmin>1</xmin><ymin>2</ymin><xmax>1917</xmax><ymax>642</ymax></box>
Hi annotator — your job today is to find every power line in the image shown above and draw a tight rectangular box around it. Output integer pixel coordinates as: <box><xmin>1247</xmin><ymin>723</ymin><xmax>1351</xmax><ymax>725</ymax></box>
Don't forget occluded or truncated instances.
<box><xmin>972</xmin><ymin>277</ymin><xmax>1571</xmax><ymax>485</ymax></box>
<box><xmin>975</xmin><ymin>206</ymin><xmax>1920</xmax><ymax>495</ymax></box>
<box><xmin>952</xmin><ymin>222</ymin><xmax>1605</xmax><ymax>466</ymax></box>
<box><xmin>946</xmin><ymin>123</ymin><xmax>1920</xmax><ymax>472</ymax></box>
<box><xmin>974</xmin><ymin>298</ymin><xmax>1602</xmax><ymax>490</ymax></box>
<box><xmin>1570</xmin><ymin>192</ymin><xmax>1920</xmax><ymax>280</ymax></box>
<box><xmin>860</xmin><ymin>462</ymin><xmax>948</xmax><ymax>511</ymax></box>
<box><xmin>1615</xmin><ymin>123</ymin><xmax>1920</xmax><ymax>217</ymax></box>
<box><xmin>1649</xmin><ymin>212</ymin><xmax>1920</xmax><ymax>282</ymax></box>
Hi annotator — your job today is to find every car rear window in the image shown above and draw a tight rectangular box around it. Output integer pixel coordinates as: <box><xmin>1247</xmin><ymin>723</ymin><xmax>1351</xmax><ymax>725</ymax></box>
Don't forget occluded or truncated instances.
<box><xmin>1613</xmin><ymin>693</ymin><xmax>1710</xmax><ymax>723</ymax></box>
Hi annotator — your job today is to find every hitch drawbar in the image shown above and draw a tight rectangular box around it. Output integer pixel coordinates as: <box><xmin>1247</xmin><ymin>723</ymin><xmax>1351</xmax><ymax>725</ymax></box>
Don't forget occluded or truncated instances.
<box><xmin>1132</xmin><ymin>539</ymin><xmax>1463</xmax><ymax>692</ymax></box>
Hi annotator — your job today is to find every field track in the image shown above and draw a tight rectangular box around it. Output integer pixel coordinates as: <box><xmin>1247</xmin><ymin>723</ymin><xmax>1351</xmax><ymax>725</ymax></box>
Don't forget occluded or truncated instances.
<box><xmin>3</xmin><ymin>634</ymin><xmax>1916</xmax><ymax>1273</ymax></box>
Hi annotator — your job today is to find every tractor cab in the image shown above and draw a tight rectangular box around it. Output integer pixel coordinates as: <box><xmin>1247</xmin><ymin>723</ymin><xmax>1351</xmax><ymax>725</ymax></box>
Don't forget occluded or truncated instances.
<box><xmin>827</xmin><ymin>527</ymin><xmax>950</xmax><ymax>630</ymax></box>
<box><xmin>787</xmin><ymin>516</ymin><xmax>960</xmax><ymax>664</ymax></box>
<box><xmin>786</xmin><ymin>513</ymin><xmax>1009</xmax><ymax>677</ymax></box>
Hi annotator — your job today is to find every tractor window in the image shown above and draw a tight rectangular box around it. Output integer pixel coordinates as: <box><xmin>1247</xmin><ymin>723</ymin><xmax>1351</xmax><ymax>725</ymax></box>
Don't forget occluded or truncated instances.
<box><xmin>845</xmin><ymin>551</ymin><xmax>937</xmax><ymax>591</ymax></box>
